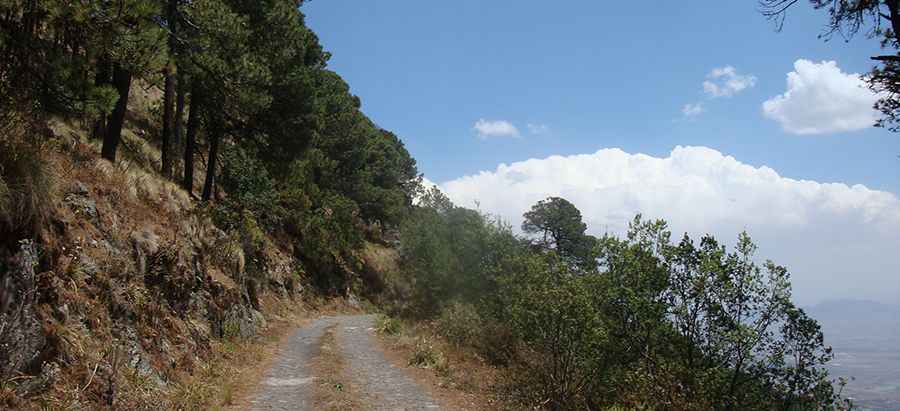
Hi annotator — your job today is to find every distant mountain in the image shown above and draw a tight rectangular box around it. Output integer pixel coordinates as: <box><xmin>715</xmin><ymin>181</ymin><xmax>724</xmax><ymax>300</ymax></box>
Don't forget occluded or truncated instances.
<box><xmin>807</xmin><ymin>299</ymin><xmax>900</xmax><ymax>349</ymax></box>
<box><xmin>807</xmin><ymin>300</ymin><xmax>900</xmax><ymax>410</ymax></box>
<box><xmin>808</xmin><ymin>299</ymin><xmax>900</xmax><ymax>322</ymax></box>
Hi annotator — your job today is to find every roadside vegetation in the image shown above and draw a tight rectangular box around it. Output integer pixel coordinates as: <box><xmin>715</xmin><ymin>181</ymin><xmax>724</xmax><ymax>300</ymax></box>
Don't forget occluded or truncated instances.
<box><xmin>382</xmin><ymin>188</ymin><xmax>848</xmax><ymax>410</ymax></box>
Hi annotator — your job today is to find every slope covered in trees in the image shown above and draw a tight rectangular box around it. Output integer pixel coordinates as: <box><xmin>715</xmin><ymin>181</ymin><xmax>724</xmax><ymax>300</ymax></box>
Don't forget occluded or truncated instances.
<box><xmin>0</xmin><ymin>0</ymin><xmax>417</xmax><ymax>407</ymax></box>
<box><xmin>0</xmin><ymin>0</ymin><xmax>418</xmax><ymax>284</ymax></box>
<box><xmin>388</xmin><ymin>188</ymin><xmax>845</xmax><ymax>410</ymax></box>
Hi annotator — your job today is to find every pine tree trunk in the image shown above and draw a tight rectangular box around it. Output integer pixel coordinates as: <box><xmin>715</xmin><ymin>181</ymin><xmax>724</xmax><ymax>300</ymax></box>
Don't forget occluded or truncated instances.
<box><xmin>201</xmin><ymin>127</ymin><xmax>220</xmax><ymax>202</ymax></box>
<box><xmin>161</xmin><ymin>0</ymin><xmax>180</xmax><ymax>178</ymax></box>
<box><xmin>101</xmin><ymin>64</ymin><xmax>132</xmax><ymax>163</ymax></box>
<box><xmin>161</xmin><ymin>68</ymin><xmax>175</xmax><ymax>177</ymax></box>
<box><xmin>183</xmin><ymin>81</ymin><xmax>200</xmax><ymax>192</ymax></box>
<box><xmin>91</xmin><ymin>55</ymin><xmax>111</xmax><ymax>140</ymax></box>
<box><xmin>174</xmin><ymin>73</ymin><xmax>186</xmax><ymax>175</ymax></box>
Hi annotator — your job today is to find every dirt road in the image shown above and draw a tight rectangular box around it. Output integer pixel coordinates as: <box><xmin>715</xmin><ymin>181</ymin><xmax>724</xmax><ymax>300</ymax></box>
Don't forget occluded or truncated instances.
<box><xmin>246</xmin><ymin>314</ymin><xmax>441</xmax><ymax>411</ymax></box>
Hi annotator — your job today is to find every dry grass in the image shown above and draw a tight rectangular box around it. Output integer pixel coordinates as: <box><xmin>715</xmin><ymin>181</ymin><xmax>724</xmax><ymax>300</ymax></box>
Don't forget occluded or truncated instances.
<box><xmin>0</xmin><ymin>112</ymin><xmax>57</xmax><ymax>245</ymax></box>
<box><xmin>0</xmin><ymin>116</ymin><xmax>299</xmax><ymax>410</ymax></box>
<box><xmin>216</xmin><ymin>297</ymin><xmax>370</xmax><ymax>411</ymax></box>
<box><xmin>1</xmin><ymin>81</ymin><xmax>375</xmax><ymax>411</ymax></box>
<box><xmin>375</xmin><ymin>318</ymin><xmax>515</xmax><ymax>411</ymax></box>
<box><xmin>310</xmin><ymin>325</ymin><xmax>366</xmax><ymax>411</ymax></box>
<box><xmin>176</xmin><ymin>295</ymin><xmax>312</xmax><ymax>411</ymax></box>
<box><xmin>361</xmin><ymin>242</ymin><xmax>399</xmax><ymax>275</ymax></box>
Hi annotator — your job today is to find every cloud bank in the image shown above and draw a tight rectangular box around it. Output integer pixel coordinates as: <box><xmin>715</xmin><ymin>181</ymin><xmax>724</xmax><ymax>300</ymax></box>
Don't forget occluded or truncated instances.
<box><xmin>763</xmin><ymin>59</ymin><xmax>881</xmax><ymax>135</ymax></box>
<box><xmin>439</xmin><ymin>146</ymin><xmax>900</xmax><ymax>304</ymax></box>
<box><xmin>473</xmin><ymin>119</ymin><xmax>520</xmax><ymax>138</ymax></box>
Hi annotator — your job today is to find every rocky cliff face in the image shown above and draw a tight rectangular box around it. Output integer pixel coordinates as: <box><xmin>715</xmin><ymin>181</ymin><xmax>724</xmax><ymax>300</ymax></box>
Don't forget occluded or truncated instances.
<box><xmin>0</xmin><ymin>131</ymin><xmax>305</xmax><ymax>408</ymax></box>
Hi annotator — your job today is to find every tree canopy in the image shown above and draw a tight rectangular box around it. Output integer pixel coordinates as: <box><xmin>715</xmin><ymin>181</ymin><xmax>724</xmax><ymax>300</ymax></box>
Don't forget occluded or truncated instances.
<box><xmin>0</xmin><ymin>0</ymin><xmax>420</xmax><ymax>293</ymax></box>
<box><xmin>391</xmin><ymin>196</ymin><xmax>842</xmax><ymax>409</ymax></box>
<box><xmin>522</xmin><ymin>196</ymin><xmax>598</xmax><ymax>270</ymax></box>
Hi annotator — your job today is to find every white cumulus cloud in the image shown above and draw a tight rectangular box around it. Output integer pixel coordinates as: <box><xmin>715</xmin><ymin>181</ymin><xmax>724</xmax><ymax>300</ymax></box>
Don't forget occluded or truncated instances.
<box><xmin>682</xmin><ymin>103</ymin><xmax>704</xmax><ymax>117</ymax></box>
<box><xmin>473</xmin><ymin>119</ymin><xmax>520</xmax><ymax>139</ymax></box>
<box><xmin>763</xmin><ymin>59</ymin><xmax>881</xmax><ymax>135</ymax></box>
<box><xmin>703</xmin><ymin>66</ymin><xmax>757</xmax><ymax>98</ymax></box>
<box><xmin>439</xmin><ymin>146</ymin><xmax>900</xmax><ymax>304</ymax></box>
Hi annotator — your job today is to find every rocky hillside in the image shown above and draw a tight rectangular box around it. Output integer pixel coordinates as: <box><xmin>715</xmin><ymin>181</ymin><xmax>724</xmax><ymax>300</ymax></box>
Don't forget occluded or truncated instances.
<box><xmin>0</xmin><ymin>94</ymin><xmax>326</xmax><ymax>409</ymax></box>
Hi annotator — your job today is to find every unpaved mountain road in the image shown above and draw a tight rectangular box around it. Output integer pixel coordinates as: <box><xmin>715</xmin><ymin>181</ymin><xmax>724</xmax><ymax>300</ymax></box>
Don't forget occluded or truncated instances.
<box><xmin>246</xmin><ymin>314</ymin><xmax>442</xmax><ymax>411</ymax></box>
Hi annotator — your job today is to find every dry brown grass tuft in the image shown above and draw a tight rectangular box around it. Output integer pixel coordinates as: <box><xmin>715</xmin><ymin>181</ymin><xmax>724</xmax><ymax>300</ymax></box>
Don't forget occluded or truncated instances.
<box><xmin>376</xmin><ymin>318</ymin><xmax>515</xmax><ymax>411</ymax></box>
<box><xmin>311</xmin><ymin>325</ymin><xmax>365</xmax><ymax>411</ymax></box>
<box><xmin>361</xmin><ymin>242</ymin><xmax>399</xmax><ymax>275</ymax></box>
<box><xmin>0</xmin><ymin>112</ymin><xmax>57</xmax><ymax>246</ymax></box>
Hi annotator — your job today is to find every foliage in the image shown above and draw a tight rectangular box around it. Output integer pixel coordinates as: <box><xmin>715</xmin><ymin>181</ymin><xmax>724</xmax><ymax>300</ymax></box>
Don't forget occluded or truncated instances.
<box><xmin>498</xmin><ymin>253</ymin><xmax>609</xmax><ymax>409</ymax></box>
<box><xmin>397</xmin><ymin>198</ymin><xmax>518</xmax><ymax>316</ymax></box>
<box><xmin>0</xmin><ymin>1</ymin><xmax>845</xmax><ymax>409</ymax></box>
<box><xmin>0</xmin><ymin>0</ymin><xmax>419</xmax><ymax>277</ymax></box>
<box><xmin>0</xmin><ymin>114</ymin><xmax>55</xmax><ymax>249</ymax></box>
<box><xmin>374</xmin><ymin>314</ymin><xmax>402</xmax><ymax>336</ymax></box>
<box><xmin>435</xmin><ymin>302</ymin><xmax>483</xmax><ymax>347</ymax></box>
<box><xmin>522</xmin><ymin>196</ymin><xmax>598</xmax><ymax>271</ymax></box>
<box><xmin>394</xmin><ymin>195</ymin><xmax>841</xmax><ymax>410</ymax></box>
<box><xmin>215</xmin><ymin>145</ymin><xmax>283</xmax><ymax>230</ymax></box>
<box><xmin>408</xmin><ymin>337</ymin><xmax>448</xmax><ymax>373</ymax></box>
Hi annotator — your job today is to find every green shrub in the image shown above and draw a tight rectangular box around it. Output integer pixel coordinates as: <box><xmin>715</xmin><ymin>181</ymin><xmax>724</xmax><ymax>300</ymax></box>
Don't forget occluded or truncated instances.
<box><xmin>238</xmin><ymin>210</ymin><xmax>267</xmax><ymax>257</ymax></box>
<box><xmin>374</xmin><ymin>314</ymin><xmax>402</xmax><ymax>336</ymax></box>
<box><xmin>436</xmin><ymin>302</ymin><xmax>482</xmax><ymax>347</ymax></box>
<box><xmin>407</xmin><ymin>337</ymin><xmax>447</xmax><ymax>373</ymax></box>
<box><xmin>474</xmin><ymin>320</ymin><xmax>518</xmax><ymax>366</ymax></box>
<box><xmin>215</xmin><ymin>146</ymin><xmax>283</xmax><ymax>232</ymax></box>
<box><xmin>498</xmin><ymin>253</ymin><xmax>610</xmax><ymax>409</ymax></box>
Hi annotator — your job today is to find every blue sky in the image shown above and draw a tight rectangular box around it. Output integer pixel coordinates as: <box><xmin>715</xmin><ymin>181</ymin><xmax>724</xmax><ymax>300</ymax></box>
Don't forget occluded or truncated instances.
<box><xmin>304</xmin><ymin>1</ymin><xmax>900</xmax><ymax>304</ymax></box>
<box><xmin>305</xmin><ymin>1</ymin><xmax>896</xmax><ymax>192</ymax></box>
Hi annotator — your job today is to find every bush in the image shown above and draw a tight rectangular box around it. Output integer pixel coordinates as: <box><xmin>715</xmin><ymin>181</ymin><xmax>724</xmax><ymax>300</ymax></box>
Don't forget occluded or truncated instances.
<box><xmin>0</xmin><ymin>113</ymin><xmax>55</xmax><ymax>249</ymax></box>
<box><xmin>395</xmin><ymin>197</ymin><xmax>841</xmax><ymax>410</ymax></box>
<box><xmin>374</xmin><ymin>314</ymin><xmax>402</xmax><ymax>336</ymax></box>
<box><xmin>474</xmin><ymin>320</ymin><xmax>518</xmax><ymax>366</ymax></box>
<box><xmin>498</xmin><ymin>254</ymin><xmax>610</xmax><ymax>410</ymax></box>
<box><xmin>214</xmin><ymin>146</ymin><xmax>283</xmax><ymax>231</ymax></box>
<box><xmin>407</xmin><ymin>337</ymin><xmax>448</xmax><ymax>373</ymax></box>
<box><xmin>435</xmin><ymin>302</ymin><xmax>482</xmax><ymax>347</ymax></box>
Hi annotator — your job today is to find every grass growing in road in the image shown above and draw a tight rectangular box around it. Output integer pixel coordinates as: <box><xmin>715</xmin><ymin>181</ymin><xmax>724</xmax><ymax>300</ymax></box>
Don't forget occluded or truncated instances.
<box><xmin>312</xmin><ymin>324</ymin><xmax>366</xmax><ymax>411</ymax></box>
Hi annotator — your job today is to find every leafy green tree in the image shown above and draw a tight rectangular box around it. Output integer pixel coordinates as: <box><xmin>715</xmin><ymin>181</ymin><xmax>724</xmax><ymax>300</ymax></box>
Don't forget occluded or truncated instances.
<box><xmin>663</xmin><ymin>231</ymin><xmax>837</xmax><ymax>408</ymax></box>
<box><xmin>522</xmin><ymin>197</ymin><xmax>597</xmax><ymax>271</ymax></box>
<box><xmin>357</xmin><ymin>129</ymin><xmax>419</xmax><ymax>227</ymax></box>
<box><xmin>96</xmin><ymin>0</ymin><xmax>166</xmax><ymax>162</ymax></box>
<box><xmin>0</xmin><ymin>0</ymin><xmax>164</xmax><ymax>163</ymax></box>
<box><xmin>395</xmin><ymin>191</ymin><xmax>841</xmax><ymax>409</ymax></box>
<box><xmin>416</xmin><ymin>186</ymin><xmax>454</xmax><ymax>214</ymax></box>
<box><xmin>396</xmin><ymin>193</ymin><xmax>518</xmax><ymax>316</ymax></box>
<box><xmin>593</xmin><ymin>216</ymin><xmax>672</xmax><ymax>399</ymax></box>
<box><xmin>182</xmin><ymin>0</ymin><xmax>272</xmax><ymax>200</ymax></box>
<box><xmin>497</xmin><ymin>252</ymin><xmax>609</xmax><ymax>410</ymax></box>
